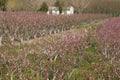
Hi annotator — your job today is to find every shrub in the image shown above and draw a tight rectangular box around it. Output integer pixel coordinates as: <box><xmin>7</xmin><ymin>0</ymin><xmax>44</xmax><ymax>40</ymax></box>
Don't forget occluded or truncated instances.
<box><xmin>39</xmin><ymin>2</ymin><xmax>48</xmax><ymax>12</ymax></box>
<box><xmin>0</xmin><ymin>0</ymin><xmax>7</xmax><ymax>11</ymax></box>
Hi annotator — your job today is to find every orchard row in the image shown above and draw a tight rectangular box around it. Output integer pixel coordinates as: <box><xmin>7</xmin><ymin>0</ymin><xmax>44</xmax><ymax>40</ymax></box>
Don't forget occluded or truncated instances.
<box><xmin>0</xmin><ymin>12</ymin><xmax>107</xmax><ymax>44</ymax></box>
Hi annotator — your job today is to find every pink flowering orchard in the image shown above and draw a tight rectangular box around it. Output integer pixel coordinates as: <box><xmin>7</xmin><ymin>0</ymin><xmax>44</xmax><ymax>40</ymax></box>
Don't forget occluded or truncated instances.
<box><xmin>0</xmin><ymin>12</ymin><xmax>107</xmax><ymax>44</ymax></box>
<box><xmin>0</xmin><ymin>5</ymin><xmax>120</xmax><ymax>79</ymax></box>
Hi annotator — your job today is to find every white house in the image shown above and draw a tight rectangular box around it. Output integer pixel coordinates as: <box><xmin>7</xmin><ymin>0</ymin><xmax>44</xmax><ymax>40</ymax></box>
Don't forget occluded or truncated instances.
<box><xmin>0</xmin><ymin>37</ymin><xmax>2</xmax><ymax>46</ymax></box>
<box><xmin>62</xmin><ymin>6</ymin><xmax>74</xmax><ymax>15</ymax></box>
<box><xmin>47</xmin><ymin>6</ymin><xmax>74</xmax><ymax>15</ymax></box>
<box><xmin>47</xmin><ymin>7</ymin><xmax>60</xmax><ymax>15</ymax></box>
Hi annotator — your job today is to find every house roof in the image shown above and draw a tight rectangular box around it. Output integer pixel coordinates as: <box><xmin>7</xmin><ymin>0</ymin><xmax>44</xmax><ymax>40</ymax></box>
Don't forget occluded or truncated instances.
<box><xmin>48</xmin><ymin>6</ymin><xmax>59</xmax><ymax>11</ymax></box>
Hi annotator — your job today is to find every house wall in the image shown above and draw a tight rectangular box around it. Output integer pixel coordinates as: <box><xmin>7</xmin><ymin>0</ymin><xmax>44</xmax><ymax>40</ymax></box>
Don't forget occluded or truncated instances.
<box><xmin>47</xmin><ymin>6</ymin><xmax>74</xmax><ymax>15</ymax></box>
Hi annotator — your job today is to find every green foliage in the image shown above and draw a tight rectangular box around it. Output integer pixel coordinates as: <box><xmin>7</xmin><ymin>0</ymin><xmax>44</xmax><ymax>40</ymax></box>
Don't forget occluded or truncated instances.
<box><xmin>86</xmin><ymin>42</ymin><xmax>97</xmax><ymax>54</ymax></box>
<box><xmin>0</xmin><ymin>0</ymin><xmax>7</xmax><ymax>11</ymax></box>
<box><xmin>39</xmin><ymin>2</ymin><xmax>48</xmax><ymax>12</ymax></box>
<box><xmin>54</xmin><ymin>0</ymin><xmax>63</xmax><ymax>13</ymax></box>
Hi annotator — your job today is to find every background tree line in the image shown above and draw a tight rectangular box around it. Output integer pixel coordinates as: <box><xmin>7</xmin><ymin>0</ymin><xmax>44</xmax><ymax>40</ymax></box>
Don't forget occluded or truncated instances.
<box><xmin>1</xmin><ymin>0</ymin><xmax>120</xmax><ymax>16</ymax></box>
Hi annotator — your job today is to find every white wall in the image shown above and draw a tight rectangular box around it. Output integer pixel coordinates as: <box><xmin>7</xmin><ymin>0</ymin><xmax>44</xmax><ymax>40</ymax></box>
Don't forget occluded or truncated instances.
<box><xmin>52</xmin><ymin>10</ymin><xmax>60</xmax><ymax>15</ymax></box>
<box><xmin>0</xmin><ymin>37</ymin><xmax>2</xmax><ymax>46</ymax></box>
<box><xmin>47</xmin><ymin>6</ymin><xmax>74</xmax><ymax>15</ymax></box>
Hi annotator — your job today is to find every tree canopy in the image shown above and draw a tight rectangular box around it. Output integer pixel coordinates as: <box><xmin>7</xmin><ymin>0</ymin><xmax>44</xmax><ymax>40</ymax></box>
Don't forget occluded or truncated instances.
<box><xmin>54</xmin><ymin>0</ymin><xmax>63</xmax><ymax>13</ymax></box>
<box><xmin>39</xmin><ymin>2</ymin><xmax>48</xmax><ymax>12</ymax></box>
<box><xmin>0</xmin><ymin>0</ymin><xmax>7</xmax><ymax>11</ymax></box>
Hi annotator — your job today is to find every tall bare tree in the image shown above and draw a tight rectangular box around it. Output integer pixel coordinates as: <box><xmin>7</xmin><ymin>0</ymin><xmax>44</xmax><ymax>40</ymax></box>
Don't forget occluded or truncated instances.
<box><xmin>7</xmin><ymin>0</ymin><xmax>39</xmax><ymax>11</ymax></box>
<box><xmin>68</xmin><ymin>0</ymin><xmax>91</xmax><ymax>13</ymax></box>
